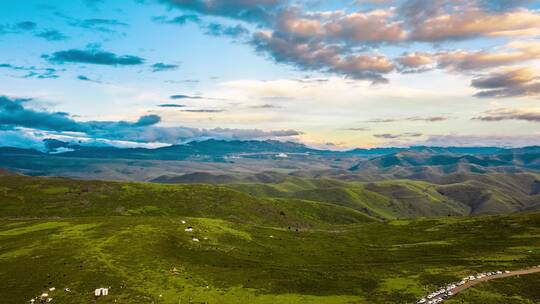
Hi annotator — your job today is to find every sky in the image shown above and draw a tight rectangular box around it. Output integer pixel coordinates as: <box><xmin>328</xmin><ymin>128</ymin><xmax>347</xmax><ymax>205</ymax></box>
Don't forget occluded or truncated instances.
<box><xmin>1</xmin><ymin>0</ymin><xmax>540</xmax><ymax>150</ymax></box>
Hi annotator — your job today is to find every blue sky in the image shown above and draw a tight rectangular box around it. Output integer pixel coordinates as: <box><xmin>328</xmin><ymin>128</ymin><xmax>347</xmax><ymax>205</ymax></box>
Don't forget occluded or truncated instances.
<box><xmin>1</xmin><ymin>0</ymin><xmax>540</xmax><ymax>150</ymax></box>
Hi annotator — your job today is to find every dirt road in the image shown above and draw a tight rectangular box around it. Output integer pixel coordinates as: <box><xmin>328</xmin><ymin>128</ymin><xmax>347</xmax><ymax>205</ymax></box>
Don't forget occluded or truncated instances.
<box><xmin>452</xmin><ymin>266</ymin><xmax>540</xmax><ymax>296</ymax></box>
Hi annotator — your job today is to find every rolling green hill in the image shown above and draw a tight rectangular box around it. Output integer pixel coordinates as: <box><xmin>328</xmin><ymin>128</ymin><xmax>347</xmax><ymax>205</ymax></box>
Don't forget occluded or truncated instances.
<box><xmin>227</xmin><ymin>173</ymin><xmax>540</xmax><ymax>219</ymax></box>
<box><xmin>2</xmin><ymin>173</ymin><xmax>540</xmax><ymax>303</ymax></box>
<box><xmin>0</xmin><ymin>174</ymin><xmax>375</xmax><ymax>227</ymax></box>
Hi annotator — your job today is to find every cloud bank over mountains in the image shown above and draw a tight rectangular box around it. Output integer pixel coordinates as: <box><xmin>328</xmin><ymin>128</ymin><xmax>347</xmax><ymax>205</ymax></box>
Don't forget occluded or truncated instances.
<box><xmin>0</xmin><ymin>95</ymin><xmax>300</xmax><ymax>150</ymax></box>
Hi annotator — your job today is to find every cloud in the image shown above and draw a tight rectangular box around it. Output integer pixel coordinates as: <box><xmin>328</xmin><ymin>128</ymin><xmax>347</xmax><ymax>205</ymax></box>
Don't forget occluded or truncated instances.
<box><xmin>0</xmin><ymin>95</ymin><xmax>160</xmax><ymax>134</ymax></box>
<box><xmin>134</xmin><ymin>114</ymin><xmax>161</xmax><ymax>126</ymax></box>
<box><xmin>0</xmin><ymin>129</ymin><xmax>47</xmax><ymax>150</ymax></box>
<box><xmin>472</xmin><ymin>67</ymin><xmax>536</xmax><ymax>88</ymax></box>
<box><xmin>69</xmin><ymin>18</ymin><xmax>128</xmax><ymax>33</ymax></box>
<box><xmin>276</xmin><ymin>8</ymin><xmax>406</xmax><ymax>43</ymax></box>
<box><xmin>367</xmin><ymin>118</ymin><xmax>399</xmax><ymax>123</ymax></box>
<box><xmin>373</xmin><ymin>132</ymin><xmax>423</xmax><ymax>139</ymax></box>
<box><xmin>153</xmin><ymin>0</ymin><xmax>540</xmax><ymax>84</ymax></box>
<box><xmin>411</xmin><ymin>134</ymin><xmax>540</xmax><ymax>147</ymax></box>
<box><xmin>152</xmin><ymin>62</ymin><xmax>180</xmax><ymax>72</ymax></box>
<box><xmin>356</xmin><ymin>0</ymin><xmax>394</xmax><ymax>3</ymax></box>
<box><xmin>367</xmin><ymin>116</ymin><xmax>448</xmax><ymax>123</ymax></box>
<box><xmin>0</xmin><ymin>63</ymin><xmax>25</xmax><ymax>71</ymax></box>
<box><xmin>152</xmin><ymin>14</ymin><xmax>201</xmax><ymax>25</ymax></box>
<box><xmin>396</xmin><ymin>52</ymin><xmax>435</xmax><ymax>72</ymax></box>
<box><xmin>0</xmin><ymin>64</ymin><xmax>60</xmax><ymax>79</ymax></box>
<box><xmin>181</xmin><ymin>109</ymin><xmax>224</xmax><ymax>113</ymax></box>
<box><xmin>0</xmin><ymin>95</ymin><xmax>300</xmax><ymax>148</ymax></box>
<box><xmin>479</xmin><ymin>0</ymin><xmax>535</xmax><ymax>12</ymax></box>
<box><xmin>406</xmin><ymin>116</ymin><xmax>448</xmax><ymax>122</ymax></box>
<box><xmin>0</xmin><ymin>21</ymin><xmax>67</xmax><ymax>41</ymax></box>
<box><xmin>79</xmin><ymin>18</ymin><xmax>128</xmax><ymax>27</ymax></box>
<box><xmin>0</xmin><ymin>96</ymin><xmax>85</xmax><ymax>132</ymax></box>
<box><xmin>252</xmin><ymin>31</ymin><xmax>394</xmax><ymax>83</ymax></box>
<box><xmin>77</xmin><ymin>75</ymin><xmax>99</xmax><ymax>83</ymax></box>
<box><xmin>22</xmin><ymin>69</ymin><xmax>59</xmax><ymax>79</ymax></box>
<box><xmin>437</xmin><ymin>41</ymin><xmax>540</xmax><ymax>72</ymax></box>
<box><xmin>409</xmin><ymin>6</ymin><xmax>540</xmax><ymax>41</ymax></box>
<box><xmin>35</xmin><ymin>29</ymin><xmax>69</xmax><ymax>41</ymax></box>
<box><xmin>473</xmin><ymin>108</ymin><xmax>540</xmax><ymax>122</ymax></box>
<box><xmin>249</xmin><ymin>104</ymin><xmax>281</xmax><ymax>109</ymax></box>
<box><xmin>166</xmin><ymin>79</ymin><xmax>200</xmax><ymax>84</ymax></box>
<box><xmin>170</xmin><ymin>94</ymin><xmax>204</xmax><ymax>100</ymax></box>
<box><xmin>154</xmin><ymin>13</ymin><xmax>249</xmax><ymax>40</ymax></box>
<box><xmin>159</xmin><ymin>0</ymin><xmax>286</xmax><ymax>24</ymax></box>
<box><xmin>345</xmin><ymin>127</ymin><xmax>370</xmax><ymax>131</ymax></box>
<box><xmin>45</xmin><ymin>48</ymin><xmax>145</xmax><ymax>66</ymax></box>
<box><xmin>15</xmin><ymin>21</ymin><xmax>37</xmax><ymax>31</ymax></box>
<box><xmin>203</xmin><ymin>23</ymin><xmax>249</xmax><ymax>38</ymax></box>
<box><xmin>158</xmin><ymin>104</ymin><xmax>186</xmax><ymax>108</ymax></box>
<box><xmin>170</xmin><ymin>94</ymin><xmax>228</xmax><ymax>101</ymax></box>
<box><xmin>471</xmin><ymin>67</ymin><xmax>540</xmax><ymax>98</ymax></box>
<box><xmin>1</xmin><ymin>21</ymin><xmax>37</xmax><ymax>33</ymax></box>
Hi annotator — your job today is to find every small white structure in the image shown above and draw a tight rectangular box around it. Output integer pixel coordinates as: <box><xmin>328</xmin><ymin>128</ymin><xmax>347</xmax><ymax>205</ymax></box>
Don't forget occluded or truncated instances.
<box><xmin>40</xmin><ymin>293</ymin><xmax>49</xmax><ymax>298</ymax></box>
<box><xmin>94</xmin><ymin>288</ymin><xmax>109</xmax><ymax>296</ymax></box>
<box><xmin>192</xmin><ymin>237</ymin><xmax>200</xmax><ymax>242</ymax></box>
<box><xmin>49</xmin><ymin>287</ymin><xmax>55</xmax><ymax>292</ymax></box>
<box><xmin>276</xmin><ymin>153</ymin><xmax>288</xmax><ymax>158</ymax></box>
<box><xmin>181</xmin><ymin>220</ymin><xmax>186</xmax><ymax>224</ymax></box>
<box><xmin>185</xmin><ymin>227</ymin><xmax>193</xmax><ymax>232</ymax></box>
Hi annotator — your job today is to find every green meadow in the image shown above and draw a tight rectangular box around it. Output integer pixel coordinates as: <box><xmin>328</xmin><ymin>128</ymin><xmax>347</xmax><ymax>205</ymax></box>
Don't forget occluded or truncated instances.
<box><xmin>1</xmin><ymin>174</ymin><xmax>540</xmax><ymax>303</ymax></box>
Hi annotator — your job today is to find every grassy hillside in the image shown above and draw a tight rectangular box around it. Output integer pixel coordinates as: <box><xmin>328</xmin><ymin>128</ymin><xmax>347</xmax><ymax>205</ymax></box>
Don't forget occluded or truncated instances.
<box><xmin>2</xmin><ymin>213</ymin><xmax>540</xmax><ymax>303</ymax></box>
<box><xmin>2</xmin><ymin>174</ymin><xmax>540</xmax><ymax>303</ymax></box>
<box><xmin>0</xmin><ymin>174</ymin><xmax>374</xmax><ymax>227</ymax></box>
<box><xmin>227</xmin><ymin>174</ymin><xmax>540</xmax><ymax>219</ymax></box>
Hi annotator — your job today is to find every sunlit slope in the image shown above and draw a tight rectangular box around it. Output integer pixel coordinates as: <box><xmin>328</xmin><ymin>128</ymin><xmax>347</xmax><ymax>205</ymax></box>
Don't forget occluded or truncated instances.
<box><xmin>1</xmin><ymin>173</ymin><xmax>540</xmax><ymax>303</ymax></box>
<box><xmin>0</xmin><ymin>174</ymin><xmax>375</xmax><ymax>227</ymax></box>
<box><xmin>1</xmin><ymin>213</ymin><xmax>540</xmax><ymax>303</ymax></box>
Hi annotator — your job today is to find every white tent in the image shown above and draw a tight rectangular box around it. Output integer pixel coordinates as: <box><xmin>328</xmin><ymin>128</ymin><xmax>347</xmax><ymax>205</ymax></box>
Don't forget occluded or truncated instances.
<box><xmin>94</xmin><ymin>288</ymin><xmax>109</xmax><ymax>296</ymax></box>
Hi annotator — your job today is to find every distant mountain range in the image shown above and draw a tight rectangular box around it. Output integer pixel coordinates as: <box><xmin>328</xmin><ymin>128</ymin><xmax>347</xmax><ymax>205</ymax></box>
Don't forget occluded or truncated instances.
<box><xmin>3</xmin><ymin>138</ymin><xmax>520</xmax><ymax>159</ymax></box>
<box><xmin>0</xmin><ymin>139</ymin><xmax>539</xmax><ymax>181</ymax></box>
<box><xmin>2</xmin><ymin>139</ymin><xmax>540</xmax><ymax>219</ymax></box>
<box><xmin>348</xmin><ymin>147</ymin><xmax>540</xmax><ymax>181</ymax></box>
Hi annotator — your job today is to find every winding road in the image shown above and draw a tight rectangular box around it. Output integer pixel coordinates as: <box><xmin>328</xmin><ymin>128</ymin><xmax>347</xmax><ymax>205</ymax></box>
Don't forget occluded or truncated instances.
<box><xmin>451</xmin><ymin>266</ymin><xmax>540</xmax><ymax>296</ymax></box>
<box><xmin>418</xmin><ymin>266</ymin><xmax>540</xmax><ymax>303</ymax></box>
